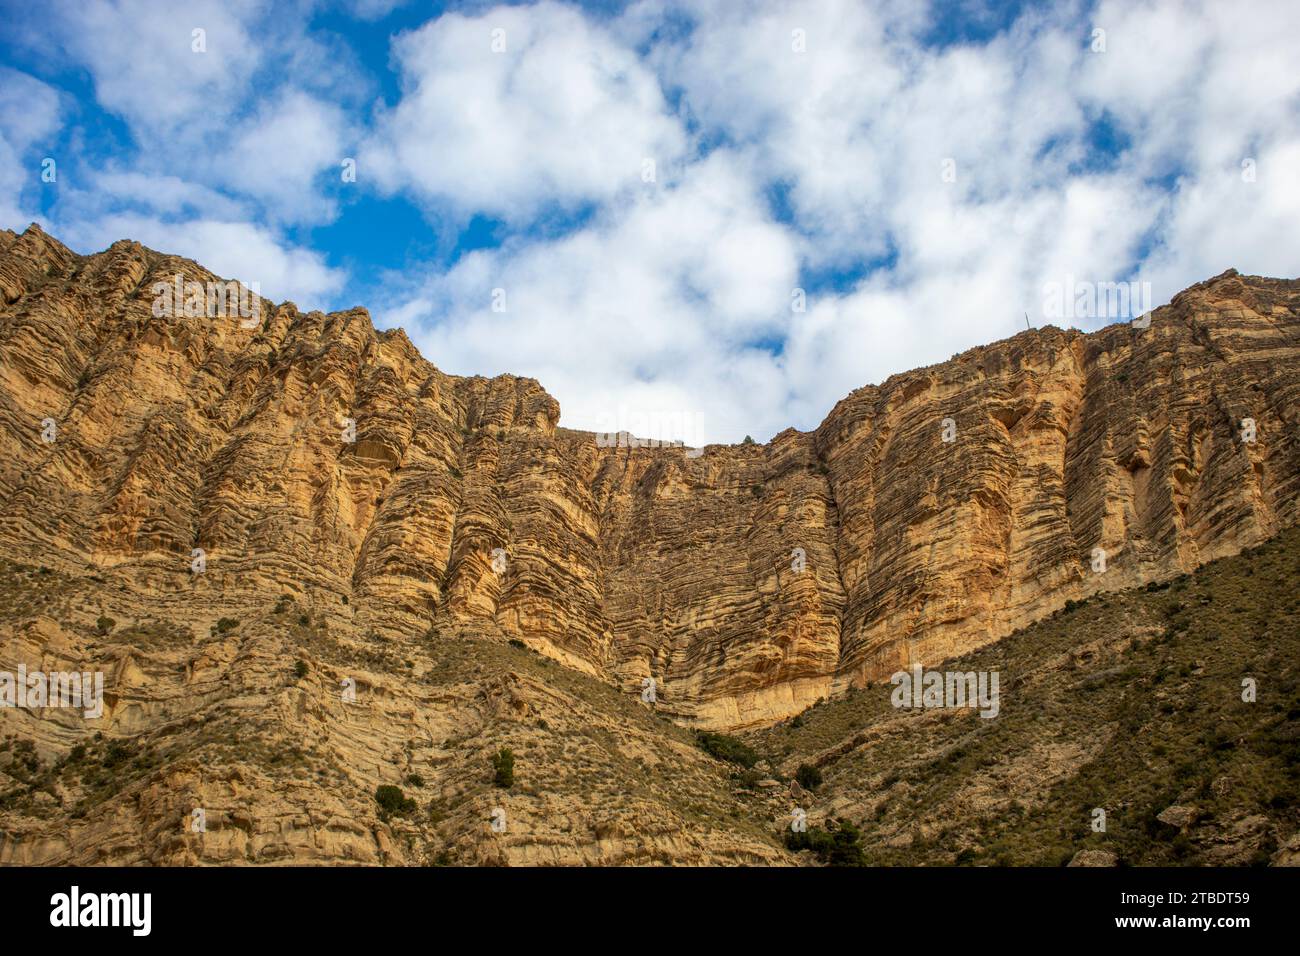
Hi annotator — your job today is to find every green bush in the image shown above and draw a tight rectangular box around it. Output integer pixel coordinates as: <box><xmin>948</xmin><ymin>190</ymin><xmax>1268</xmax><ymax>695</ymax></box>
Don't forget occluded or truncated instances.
<box><xmin>695</xmin><ymin>731</ymin><xmax>759</xmax><ymax>768</ymax></box>
<box><xmin>784</xmin><ymin>818</ymin><xmax>865</xmax><ymax>866</ymax></box>
<box><xmin>796</xmin><ymin>763</ymin><xmax>823</xmax><ymax>790</ymax></box>
<box><xmin>215</xmin><ymin>617</ymin><xmax>239</xmax><ymax>633</ymax></box>
<box><xmin>294</xmin><ymin>660</ymin><xmax>309</xmax><ymax>679</ymax></box>
<box><xmin>95</xmin><ymin>616</ymin><xmax>115</xmax><ymax>635</ymax></box>
<box><xmin>375</xmin><ymin>784</ymin><xmax>416</xmax><ymax>817</ymax></box>
<box><xmin>405</xmin><ymin>772</ymin><xmax>425</xmax><ymax>788</ymax></box>
<box><xmin>492</xmin><ymin>748</ymin><xmax>515</xmax><ymax>788</ymax></box>
<box><xmin>103</xmin><ymin>740</ymin><xmax>138</xmax><ymax>768</ymax></box>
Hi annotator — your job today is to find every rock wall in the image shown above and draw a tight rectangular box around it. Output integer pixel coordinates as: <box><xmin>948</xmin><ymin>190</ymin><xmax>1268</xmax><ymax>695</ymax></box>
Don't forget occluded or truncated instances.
<box><xmin>2</xmin><ymin>224</ymin><xmax>1297</xmax><ymax>729</ymax></box>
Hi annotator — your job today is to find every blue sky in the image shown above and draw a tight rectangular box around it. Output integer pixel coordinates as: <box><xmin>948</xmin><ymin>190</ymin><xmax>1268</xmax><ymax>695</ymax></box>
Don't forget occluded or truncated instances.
<box><xmin>1</xmin><ymin>0</ymin><xmax>1298</xmax><ymax>444</ymax></box>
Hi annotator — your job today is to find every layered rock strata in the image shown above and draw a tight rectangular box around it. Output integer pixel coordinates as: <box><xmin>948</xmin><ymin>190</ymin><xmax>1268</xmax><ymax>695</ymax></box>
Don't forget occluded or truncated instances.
<box><xmin>2</xmin><ymin>224</ymin><xmax>1297</xmax><ymax>729</ymax></box>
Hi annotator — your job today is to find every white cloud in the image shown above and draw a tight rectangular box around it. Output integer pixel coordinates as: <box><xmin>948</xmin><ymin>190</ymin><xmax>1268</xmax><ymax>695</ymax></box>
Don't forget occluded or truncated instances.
<box><xmin>343</xmin><ymin>0</ymin><xmax>411</xmax><ymax>21</ymax></box>
<box><xmin>0</xmin><ymin>68</ymin><xmax>62</xmax><ymax>227</ymax></box>
<box><xmin>1076</xmin><ymin>0</ymin><xmax>1300</xmax><ymax>296</ymax></box>
<box><xmin>1141</xmin><ymin>138</ymin><xmax>1300</xmax><ymax>299</ymax></box>
<box><xmin>23</xmin><ymin>0</ymin><xmax>361</xmax><ymax>228</ymax></box>
<box><xmin>9</xmin><ymin>0</ymin><xmax>1299</xmax><ymax>445</ymax></box>
<box><xmin>362</xmin><ymin>0</ymin><xmax>687</xmax><ymax>222</ymax></box>
<box><xmin>87</xmin><ymin>170</ymin><xmax>248</xmax><ymax>220</ymax></box>
<box><xmin>59</xmin><ymin>214</ymin><xmax>347</xmax><ymax>307</ymax></box>
<box><xmin>52</xmin><ymin>0</ymin><xmax>265</xmax><ymax>139</ymax></box>
<box><xmin>212</xmin><ymin>89</ymin><xmax>349</xmax><ymax>225</ymax></box>
<box><xmin>381</xmin><ymin>149</ymin><xmax>797</xmax><ymax>444</ymax></box>
<box><xmin>585</xmin><ymin>0</ymin><xmax>1297</xmax><ymax>440</ymax></box>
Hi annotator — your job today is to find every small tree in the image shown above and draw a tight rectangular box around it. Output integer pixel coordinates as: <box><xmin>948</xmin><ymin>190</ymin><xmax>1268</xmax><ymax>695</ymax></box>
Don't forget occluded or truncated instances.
<box><xmin>796</xmin><ymin>763</ymin><xmax>823</xmax><ymax>790</ymax></box>
<box><xmin>695</xmin><ymin>731</ymin><xmax>759</xmax><ymax>768</ymax></box>
<box><xmin>95</xmin><ymin>616</ymin><xmax>116</xmax><ymax>635</ymax></box>
<box><xmin>375</xmin><ymin>784</ymin><xmax>416</xmax><ymax>818</ymax></box>
<box><xmin>492</xmin><ymin>747</ymin><xmax>515</xmax><ymax>788</ymax></box>
<box><xmin>294</xmin><ymin>660</ymin><xmax>309</xmax><ymax>680</ymax></box>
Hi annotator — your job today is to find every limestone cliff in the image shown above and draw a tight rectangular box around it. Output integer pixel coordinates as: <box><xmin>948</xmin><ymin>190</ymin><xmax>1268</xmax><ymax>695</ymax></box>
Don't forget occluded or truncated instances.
<box><xmin>1</xmin><ymin>223</ymin><xmax>1297</xmax><ymax>734</ymax></box>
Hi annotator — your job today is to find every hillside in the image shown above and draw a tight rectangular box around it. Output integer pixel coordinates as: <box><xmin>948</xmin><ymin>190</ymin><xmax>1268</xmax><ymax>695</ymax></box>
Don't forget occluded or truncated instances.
<box><xmin>0</xmin><ymin>224</ymin><xmax>1298</xmax><ymax>864</ymax></box>
<box><xmin>2</xmin><ymin>507</ymin><xmax>1297</xmax><ymax>865</ymax></box>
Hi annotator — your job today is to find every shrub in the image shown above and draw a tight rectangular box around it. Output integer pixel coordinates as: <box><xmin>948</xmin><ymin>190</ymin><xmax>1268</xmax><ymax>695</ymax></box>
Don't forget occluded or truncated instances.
<box><xmin>695</xmin><ymin>731</ymin><xmax>759</xmax><ymax>768</ymax></box>
<box><xmin>375</xmin><ymin>785</ymin><xmax>416</xmax><ymax>817</ymax></box>
<box><xmin>103</xmin><ymin>740</ymin><xmax>138</xmax><ymax>768</ymax></box>
<box><xmin>796</xmin><ymin>763</ymin><xmax>823</xmax><ymax>790</ymax></box>
<box><xmin>784</xmin><ymin>818</ymin><xmax>865</xmax><ymax>866</ymax></box>
<box><xmin>294</xmin><ymin>660</ymin><xmax>309</xmax><ymax>679</ymax></box>
<box><xmin>95</xmin><ymin>616</ymin><xmax>115</xmax><ymax>635</ymax></box>
<box><xmin>215</xmin><ymin>617</ymin><xmax>239</xmax><ymax>634</ymax></box>
<box><xmin>742</xmin><ymin>435</ymin><xmax>756</xmax><ymax>445</ymax></box>
<box><xmin>492</xmin><ymin>748</ymin><xmax>515</xmax><ymax>788</ymax></box>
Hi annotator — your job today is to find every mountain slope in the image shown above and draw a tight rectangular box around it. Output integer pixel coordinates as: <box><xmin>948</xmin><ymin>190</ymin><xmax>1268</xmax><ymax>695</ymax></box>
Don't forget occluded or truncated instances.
<box><xmin>2</xmin><ymin>499</ymin><xmax>1297</xmax><ymax>865</ymax></box>
<box><xmin>748</xmin><ymin>523</ymin><xmax>1300</xmax><ymax>867</ymax></box>
<box><xmin>2</xmin><ymin>225</ymin><xmax>1298</xmax><ymax>730</ymax></box>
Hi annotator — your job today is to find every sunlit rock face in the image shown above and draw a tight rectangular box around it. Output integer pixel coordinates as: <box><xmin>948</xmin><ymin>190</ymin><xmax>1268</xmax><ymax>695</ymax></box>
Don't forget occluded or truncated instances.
<box><xmin>2</xmin><ymin>224</ymin><xmax>1297</xmax><ymax>731</ymax></box>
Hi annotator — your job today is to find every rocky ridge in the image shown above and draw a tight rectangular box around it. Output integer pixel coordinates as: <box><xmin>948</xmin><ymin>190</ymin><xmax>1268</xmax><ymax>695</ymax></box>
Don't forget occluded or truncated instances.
<box><xmin>0</xmin><ymin>221</ymin><xmax>1297</xmax><ymax>736</ymax></box>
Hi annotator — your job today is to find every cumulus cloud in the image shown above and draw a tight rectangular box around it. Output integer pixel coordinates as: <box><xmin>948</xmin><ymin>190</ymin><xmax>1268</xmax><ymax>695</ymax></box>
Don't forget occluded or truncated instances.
<box><xmin>362</xmin><ymin>0</ymin><xmax>686</xmax><ymax>223</ymax></box>
<box><xmin>381</xmin><ymin>149</ymin><xmax>797</xmax><ymax>445</ymax></box>
<box><xmin>4</xmin><ymin>0</ymin><xmax>1298</xmax><ymax>444</ymax></box>
<box><xmin>213</xmin><ymin>89</ymin><xmax>350</xmax><ymax>225</ymax></box>
<box><xmin>9</xmin><ymin>0</ymin><xmax>361</xmax><ymax>227</ymax></box>
<box><xmin>561</xmin><ymin>0</ymin><xmax>1298</xmax><ymax>440</ymax></box>
<box><xmin>1076</xmin><ymin>0</ymin><xmax>1300</xmax><ymax>297</ymax></box>
<box><xmin>0</xmin><ymin>68</ymin><xmax>62</xmax><ymax>226</ymax></box>
<box><xmin>59</xmin><ymin>214</ymin><xmax>347</xmax><ymax>307</ymax></box>
<box><xmin>50</xmin><ymin>0</ymin><xmax>265</xmax><ymax>139</ymax></box>
<box><xmin>1</xmin><ymin>0</ymin><xmax>356</xmax><ymax>309</ymax></box>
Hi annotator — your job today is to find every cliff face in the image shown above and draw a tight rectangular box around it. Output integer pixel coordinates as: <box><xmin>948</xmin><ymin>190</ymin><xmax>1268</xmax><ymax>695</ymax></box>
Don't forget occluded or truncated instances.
<box><xmin>2</xmin><ymin>224</ymin><xmax>1298</xmax><ymax>731</ymax></box>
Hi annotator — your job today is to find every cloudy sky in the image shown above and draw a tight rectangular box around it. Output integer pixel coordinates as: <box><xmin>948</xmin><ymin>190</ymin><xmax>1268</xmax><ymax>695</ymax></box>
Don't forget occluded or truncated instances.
<box><xmin>2</xmin><ymin>0</ymin><xmax>1298</xmax><ymax>444</ymax></box>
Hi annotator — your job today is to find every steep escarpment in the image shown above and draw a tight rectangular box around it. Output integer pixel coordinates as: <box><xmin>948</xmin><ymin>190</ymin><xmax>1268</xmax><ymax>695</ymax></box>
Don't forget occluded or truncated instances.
<box><xmin>813</xmin><ymin>282</ymin><xmax>1300</xmax><ymax>700</ymax></box>
<box><xmin>1</xmin><ymin>224</ymin><xmax>1298</xmax><ymax>733</ymax></box>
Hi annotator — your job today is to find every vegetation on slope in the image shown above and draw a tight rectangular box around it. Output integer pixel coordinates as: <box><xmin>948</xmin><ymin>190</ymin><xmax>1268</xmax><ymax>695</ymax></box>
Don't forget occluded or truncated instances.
<box><xmin>750</xmin><ymin>525</ymin><xmax>1300</xmax><ymax>865</ymax></box>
